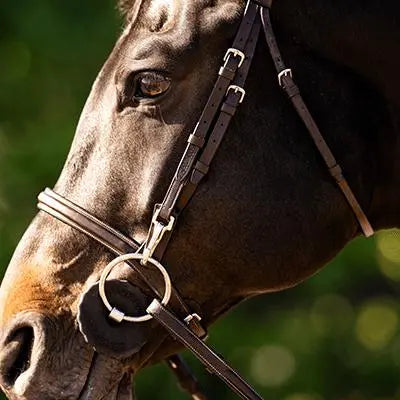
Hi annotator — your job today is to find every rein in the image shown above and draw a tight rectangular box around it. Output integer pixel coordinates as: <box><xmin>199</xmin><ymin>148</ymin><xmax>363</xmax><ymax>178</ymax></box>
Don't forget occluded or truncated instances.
<box><xmin>37</xmin><ymin>1</ymin><xmax>374</xmax><ymax>399</ymax></box>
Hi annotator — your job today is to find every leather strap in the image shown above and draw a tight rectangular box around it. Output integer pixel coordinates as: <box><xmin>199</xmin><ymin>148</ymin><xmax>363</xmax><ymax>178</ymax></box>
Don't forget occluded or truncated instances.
<box><xmin>260</xmin><ymin>7</ymin><xmax>374</xmax><ymax>237</ymax></box>
<box><xmin>147</xmin><ymin>299</ymin><xmax>263</xmax><ymax>400</ymax></box>
<box><xmin>166</xmin><ymin>355</ymin><xmax>208</xmax><ymax>400</ymax></box>
<box><xmin>253</xmin><ymin>0</ymin><xmax>273</xmax><ymax>8</ymax></box>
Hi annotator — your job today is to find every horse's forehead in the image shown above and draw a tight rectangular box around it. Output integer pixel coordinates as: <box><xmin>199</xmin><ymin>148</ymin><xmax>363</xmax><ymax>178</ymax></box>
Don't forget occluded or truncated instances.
<box><xmin>146</xmin><ymin>0</ymin><xmax>215</xmax><ymax>10</ymax></box>
<box><xmin>126</xmin><ymin>0</ymin><xmax>239</xmax><ymax>30</ymax></box>
<box><xmin>140</xmin><ymin>0</ymin><xmax>217</xmax><ymax>12</ymax></box>
<box><xmin>143</xmin><ymin>0</ymin><xmax>182</xmax><ymax>31</ymax></box>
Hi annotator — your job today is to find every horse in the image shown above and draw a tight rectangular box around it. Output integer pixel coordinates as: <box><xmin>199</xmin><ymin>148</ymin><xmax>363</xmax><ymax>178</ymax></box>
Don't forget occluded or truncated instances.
<box><xmin>0</xmin><ymin>0</ymin><xmax>399</xmax><ymax>399</ymax></box>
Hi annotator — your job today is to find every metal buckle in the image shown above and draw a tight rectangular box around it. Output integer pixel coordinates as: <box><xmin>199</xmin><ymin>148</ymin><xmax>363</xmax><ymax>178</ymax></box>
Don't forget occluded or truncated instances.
<box><xmin>278</xmin><ymin>68</ymin><xmax>292</xmax><ymax>87</ymax></box>
<box><xmin>226</xmin><ymin>85</ymin><xmax>246</xmax><ymax>103</ymax></box>
<box><xmin>184</xmin><ymin>313</ymin><xmax>202</xmax><ymax>325</ymax></box>
<box><xmin>142</xmin><ymin>207</ymin><xmax>175</xmax><ymax>265</ymax></box>
<box><xmin>223</xmin><ymin>48</ymin><xmax>245</xmax><ymax>68</ymax></box>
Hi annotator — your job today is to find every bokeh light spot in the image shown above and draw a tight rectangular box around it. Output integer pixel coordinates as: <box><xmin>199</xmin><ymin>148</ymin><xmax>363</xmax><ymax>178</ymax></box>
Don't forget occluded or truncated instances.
<box><xmin>284</xmin><ymin>393</ymin><xmax>323</xmax><ymax>400</ymax></box>
<box><xmin>377</xmin><ymin>230</ymin><xmax>400</xmax><ymax>281</ymax></box>
<box><xmin>377</xmin><ymin>230</ymin><xmax>400</xmax><ymax>264</ymax></box>
<box><xmin>310</xmin><ymin>294</ymin><xmax>354</xmax><ymax>336</ymax></box>
<box><xmin>250</xmin><ymin>345</ymin><xmax>295</xmax><ymax>387</ymax></box>
<box><xmin>390</xmin><ymin>337</ymin><xmax>400</xmax><ymax>366</ymax></box>
<box><xmin>355</xmin><ymin>300</ymin><xmax>398</xmax><ymax>351</ymax></box>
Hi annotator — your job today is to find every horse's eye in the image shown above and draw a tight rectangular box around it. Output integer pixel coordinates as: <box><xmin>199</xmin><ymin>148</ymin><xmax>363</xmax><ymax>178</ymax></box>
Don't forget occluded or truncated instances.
<box><xmin>134</xmin><ymin>72</ymin><xmax>171</xmax><ymax>99</ymax></box>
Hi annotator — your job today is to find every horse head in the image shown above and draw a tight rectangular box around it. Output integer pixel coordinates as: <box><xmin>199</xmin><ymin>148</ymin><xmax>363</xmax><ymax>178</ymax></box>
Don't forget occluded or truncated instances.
<box><xmin>0</xmin><ymin>0</ymin><xmax>399</xmax><ymax>399</ymax></box>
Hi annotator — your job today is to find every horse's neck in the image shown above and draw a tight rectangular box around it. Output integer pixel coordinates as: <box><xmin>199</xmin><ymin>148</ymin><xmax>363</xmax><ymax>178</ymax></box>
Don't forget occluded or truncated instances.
<box><xmin>274</xmin><ymin>0</ymin><xmax>400</xmax><ymax>230</ymax></box>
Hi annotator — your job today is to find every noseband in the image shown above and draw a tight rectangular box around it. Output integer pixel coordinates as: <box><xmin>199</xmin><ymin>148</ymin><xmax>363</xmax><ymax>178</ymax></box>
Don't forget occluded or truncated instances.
<box><xmin>37</xmin><ymin>1</ymin><xmax>374</xmax><ymax>399</ymax></box>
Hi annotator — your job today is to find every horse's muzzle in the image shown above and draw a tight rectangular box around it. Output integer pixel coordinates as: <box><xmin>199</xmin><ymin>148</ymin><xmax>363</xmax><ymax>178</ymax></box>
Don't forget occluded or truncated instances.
<box><xmin>0</xmin><ymin>312</ymin><xmax>45</xmax><ymax>398</ymax></box>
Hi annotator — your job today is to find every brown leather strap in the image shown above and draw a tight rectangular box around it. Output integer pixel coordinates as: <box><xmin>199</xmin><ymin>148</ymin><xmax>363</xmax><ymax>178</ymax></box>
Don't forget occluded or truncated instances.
<box><xmin>260</xmin><ymin>7</ymin><xmax>374</xmax><ymax>237</ymax></box>
<box><xmin>253</xmin><ymin>0</ymin><xmax>273</xmax><ymax>8</ymax></box>
<box><xmin>147</xmin><ymin>299</ymin><xmax>263</xmax><ymax>400</ymax></box>
<box><xmin>166</xmin><ymin>355</ymin><xmax>208</xmax><ymax>400</ymax></box>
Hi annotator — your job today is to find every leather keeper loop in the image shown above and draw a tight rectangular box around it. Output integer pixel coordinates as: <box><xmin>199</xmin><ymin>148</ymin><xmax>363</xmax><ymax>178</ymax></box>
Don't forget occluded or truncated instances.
<box><xmin>187</xmin><ymin>319</ymin><xmax>208</xmax><ymax>340</ymax></box>
<box><xmin>283</xmin><ymin>79</ymin><xmax>300</xmax><ymax>98</ymax></box>
<box><xmin>190</xmin><ymin>169</ymin><xmax>205</xmax><ymax>185</ymax></box>
<box><xmin>188</xmin><ymin>134</ymin><xmax>205</xmax><ymax>148</ymax></box>
<box><xmin>218</xmin><ymin>66</ymin><xmax>236</xmax><ymax>81</ymax></box>
<box><xmin>194</xmin><ymin>160</ymin><xmax>209</xmax><ymax>175</ymax></box>
<box><xmin>189</xmin><ymin>161</ymin><xmax>209</xmax><ymax>185</ymax></box>
<box><xmin>221</xmin><ymin>102</ymin><xmax>237</xmax><ymax>116</ymax></box>
<box><xmin>329</xmin><ymin>164</ymin><xmax>344</xmax><ymax>183</ymax></box>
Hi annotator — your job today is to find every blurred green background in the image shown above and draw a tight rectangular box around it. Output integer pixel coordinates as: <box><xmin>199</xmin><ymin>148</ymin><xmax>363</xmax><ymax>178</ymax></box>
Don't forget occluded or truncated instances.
<box><xmin>1</xmin><ymin>1</ymin><xmax>400</xmax><ymax>399</ymax></box>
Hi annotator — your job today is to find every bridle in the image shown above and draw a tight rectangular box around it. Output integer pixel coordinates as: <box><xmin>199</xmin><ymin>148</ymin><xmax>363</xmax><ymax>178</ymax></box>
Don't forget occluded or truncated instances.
<box><xmin>37</xmin><ymin>1</ymin><xmax>374</xmax><ymax>399</ymax></box>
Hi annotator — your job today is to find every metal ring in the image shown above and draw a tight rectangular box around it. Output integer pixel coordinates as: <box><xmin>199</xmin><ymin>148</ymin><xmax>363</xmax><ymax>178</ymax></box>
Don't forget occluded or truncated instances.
<box><xmin>98</xmin><ymin>253</ymin><xmax>172</xmax><ymax>323</ymax></box>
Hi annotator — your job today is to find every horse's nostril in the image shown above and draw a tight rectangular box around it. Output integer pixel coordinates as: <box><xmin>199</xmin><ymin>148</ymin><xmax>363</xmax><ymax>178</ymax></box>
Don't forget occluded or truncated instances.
<box><xmin>0</xmin><ymin>327</ymin><xmax>34</xmax><ymax>387</ymax></box>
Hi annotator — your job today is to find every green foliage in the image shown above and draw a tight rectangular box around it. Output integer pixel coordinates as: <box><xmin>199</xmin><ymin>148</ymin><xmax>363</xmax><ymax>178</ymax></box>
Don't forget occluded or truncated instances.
<box><xmin>0</xmin><ymin>2</ymin><xmax>399</xmax><ymax>400</ymax></box>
